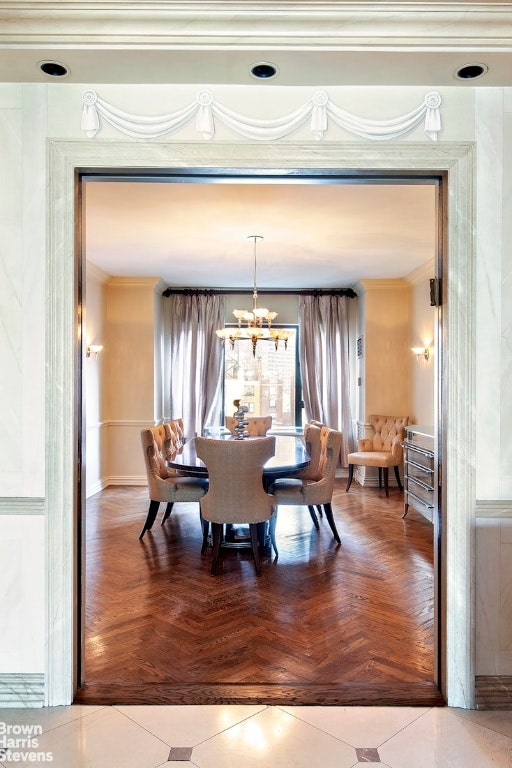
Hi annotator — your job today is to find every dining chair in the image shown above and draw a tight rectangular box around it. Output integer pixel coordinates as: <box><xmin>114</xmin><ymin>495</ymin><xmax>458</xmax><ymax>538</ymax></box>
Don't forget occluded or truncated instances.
<box><xmin>225</xmin><ymin>415</ymin><xmax>273</xmax><ymax>436</ymax></box>
<box><xmin>346</xmin><ymin>414</ymin><xmax>409</xmax><ymax>497</ymax></box>
<box><xmin>269</xmin><ymin>427</ymin><xmax>343</xmax><ymax>545</ymax></box>
<box><xmin>139</xmin><ymin>427</ymin><xmax>208</xmax><ymax>539</ymax></box>
<box><xmin>195</xmin><ymin>435</ymin><xmax>277</xmax><ymax>575</ymax></box>
<box><xmin>294</xmin><ymin>422</ymin><xmax>327</xmax><ymax>528</ymax></box>
<box><xmin>164</xmin><ymin>418</ymin><xmax>185</xmax><ymax>451</ymax></box>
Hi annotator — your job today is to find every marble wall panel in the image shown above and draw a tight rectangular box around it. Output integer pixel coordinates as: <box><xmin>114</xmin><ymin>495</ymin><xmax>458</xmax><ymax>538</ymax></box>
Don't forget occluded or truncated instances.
<box><xmin>475</xmin><ymin>90</ymin><xmax>504</xmax><ymax>501</ymax></box>
<box><xmin>476</xmin><ymin>519</ymin><xmax>502</xmax><ymax>674</ymax></box>
<box><xmin>0</xmin><ymin>516</ymin><xmax>45</xmax><ymax>672</ymax></box>
<box><xmin>0</xmin><ymin>92</ymin><xmax>23</xmax><ymax>495</ymax></box>
<box><xmin>501</xmin><ymin>110</ymin><xmax>512</xmax><ymax>497</ymax></box>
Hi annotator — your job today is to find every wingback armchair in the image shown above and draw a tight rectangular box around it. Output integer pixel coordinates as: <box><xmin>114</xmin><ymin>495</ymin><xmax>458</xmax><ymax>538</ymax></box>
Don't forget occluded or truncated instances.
<box><xmin>346</xmin><ymin>414</ymin><xmax>409</xmax><ymax>497</ymax></box>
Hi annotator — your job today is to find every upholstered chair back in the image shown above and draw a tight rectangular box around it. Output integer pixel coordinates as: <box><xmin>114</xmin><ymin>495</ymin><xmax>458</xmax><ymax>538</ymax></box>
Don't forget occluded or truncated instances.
<box><xmin>195</xmin><ymin>436</ymin><xmax>276</xmax><ymax>525</ymax></box>
<box><xmin>367</xmin><ymin>415</ymin><xmax>409</xmax><ymax>460</ymax></box>
<box><xmin>140</xmin><ymin>428</ymin><xmax>176</xmax><ymax>500</ymax></box>
<box><xmin>164</xmin><ymin>418</ymin><xmax>185</xmax><ymax>451</ymax></box>
<box><xmin>299</xmin><ymin>423</ymin><xmax>326</xmax><ymax>481</ymax></box>
<box><xmin>315</xmin><ymin>428</ymin><xmax>343</xmax><ymax>499</ymax></box>
<box><xmin>225</xmin><ymin>415</ymin><xmax>273</xmax><ymax>436</ymax></box>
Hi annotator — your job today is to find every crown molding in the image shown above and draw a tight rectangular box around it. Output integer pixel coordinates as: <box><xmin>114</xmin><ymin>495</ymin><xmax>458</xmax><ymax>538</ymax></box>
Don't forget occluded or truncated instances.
<box><xmin>2</xmin><ymin>2</ymin><xmax>512</xmax><ymax>50</ymax></box>
<box><xmin>406</xmin><ymin>257</ymin><xmax>435</xmax><ymax>286</ymax></box>
<box><xmin>358</xmin><ymin>277</ymin><xmax>409</xmax><ymax>290</ymax></box>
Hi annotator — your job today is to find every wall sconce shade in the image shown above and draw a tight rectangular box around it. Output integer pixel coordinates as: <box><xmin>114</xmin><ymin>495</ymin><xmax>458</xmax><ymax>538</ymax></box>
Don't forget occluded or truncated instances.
<box><xmin>86</xmin><ymin>344</ymin><xmax>103</xmax><ymax>358</ymax></box>
<box><xmin>411</xmin><ymin>346</ymin><xmax>431</xmax><ymax>361</ymax></box>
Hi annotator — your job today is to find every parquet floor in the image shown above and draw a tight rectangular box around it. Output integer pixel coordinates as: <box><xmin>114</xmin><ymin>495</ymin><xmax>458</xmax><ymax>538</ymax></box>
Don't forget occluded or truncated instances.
<box><xmin>76</xmin><ymin>480</ymin><xmax>443</xmax><ymax>706</ymax></box>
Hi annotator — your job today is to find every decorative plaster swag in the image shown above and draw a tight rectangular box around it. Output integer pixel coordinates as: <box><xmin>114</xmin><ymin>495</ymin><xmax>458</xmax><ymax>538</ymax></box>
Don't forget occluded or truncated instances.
<box><xmin>81</xmin><ymin>90</ymin><xmax>441</xmax><ymax>142</ymax></box>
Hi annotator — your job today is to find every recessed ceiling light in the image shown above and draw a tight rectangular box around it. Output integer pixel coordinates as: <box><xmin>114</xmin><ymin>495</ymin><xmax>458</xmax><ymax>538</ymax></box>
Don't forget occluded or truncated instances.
<box><xmin>250</xmin><ymin>62</ymin><xmax>278</xmax><ymax>80</ymax></box>
<box><xmin>39</xmin><ymin>60</ymin><xmax>70</xmax><ymax>78</ymax></box>
<box><xmin>454</xmin><ymin>63</ymin><xmax>488</xmax><ymax>81</ymax></box>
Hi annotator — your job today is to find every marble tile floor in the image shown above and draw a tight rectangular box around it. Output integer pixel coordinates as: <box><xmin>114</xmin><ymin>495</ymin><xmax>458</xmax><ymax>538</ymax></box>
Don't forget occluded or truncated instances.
<box><xmin>0</xmin><ymin>704</ymin><xmax>511</xmax><ymax>767</ymax></box>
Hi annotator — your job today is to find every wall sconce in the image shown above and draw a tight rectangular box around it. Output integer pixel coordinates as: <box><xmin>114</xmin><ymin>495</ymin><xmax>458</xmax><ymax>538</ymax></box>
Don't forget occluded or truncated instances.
<box><xmin>411</xmin><ymin>346</ymin><xmax>431</xmax><ymax>361</ymax></box>
<box><xmin>86</xmin><ymin>344</ymin><xmax>103</xmax><ymax>359</ymax></box>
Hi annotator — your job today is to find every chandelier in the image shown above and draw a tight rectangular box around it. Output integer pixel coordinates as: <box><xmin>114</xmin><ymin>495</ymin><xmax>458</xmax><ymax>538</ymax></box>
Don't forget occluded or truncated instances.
<box><xmin>216</xmin><ymin>235</ymin><xmax>293</xmax><ymax>356</ymax></box>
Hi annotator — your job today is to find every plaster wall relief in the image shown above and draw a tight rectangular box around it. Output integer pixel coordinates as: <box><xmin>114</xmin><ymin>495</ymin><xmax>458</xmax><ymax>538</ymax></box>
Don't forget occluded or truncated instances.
<box><xmin>80</xmin><ymin>89</ymin><xmax>442</xmax><ymax>141</ymax></box>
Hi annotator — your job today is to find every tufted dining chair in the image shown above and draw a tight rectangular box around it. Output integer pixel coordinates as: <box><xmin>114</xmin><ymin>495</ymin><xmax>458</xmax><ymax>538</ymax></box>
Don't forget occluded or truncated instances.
<box><xmin>139</xmin><ymin>426</ymin><xmax>208</xmax><ymax>539</ymax></box>
<box><xmin>345</xmin><ymin>414</ymin><xmax>409</xmax><ymax>497</ymax></box>
<box><xmin>195</xmin><ymin>435</ymin><xmax>277</xmax><ymax>575</ymax></box>
<box><xmin>225</xmin><ymin>415</ymin><xmax>273</xmax><ymax>436</ymax></box>
<box><xmin>294</xmin><ymin>422</ymin><xmax>327</xmax><ymax>529</ymax></box>
<box><xmin>269</xmin><ymin>427</ymin><xmax>343</xmax><ymax>545</ymax></box>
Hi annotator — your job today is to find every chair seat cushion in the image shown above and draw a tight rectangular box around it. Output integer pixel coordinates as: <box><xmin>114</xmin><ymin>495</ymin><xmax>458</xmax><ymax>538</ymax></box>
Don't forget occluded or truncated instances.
<box><xmin>270</xmin><ymin>478</ymin><xmax>310</xmax><ymax>504</ymax></box>
<box><xmin>347</xmin><ymin>450</ymin><xmax>398</xmax><ymax>468</ymax></box>
<box><xmin>169</xmin><ymin>477</ymin><xmax>209</xmax><ymax>501</ymax></box>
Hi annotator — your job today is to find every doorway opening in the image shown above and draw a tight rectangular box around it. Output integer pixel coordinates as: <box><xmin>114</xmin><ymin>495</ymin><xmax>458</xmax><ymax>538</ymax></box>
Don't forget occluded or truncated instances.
<box><xmin>76</xmin><ymin>168</ymin><xmax>444</xmax><ymax>706</ymax></box>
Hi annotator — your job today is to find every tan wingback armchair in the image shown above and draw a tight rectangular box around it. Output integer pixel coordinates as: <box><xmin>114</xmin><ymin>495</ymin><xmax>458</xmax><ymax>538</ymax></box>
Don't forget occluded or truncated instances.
<box><xmin>225</xmin><ymin>415</ymin><xmax>273</xmax><ymax>436</ymax></box>
<box><xmin>346</xmin><ymin>414</ymin><xmax>409</xmax><ymax>497</ymax></box>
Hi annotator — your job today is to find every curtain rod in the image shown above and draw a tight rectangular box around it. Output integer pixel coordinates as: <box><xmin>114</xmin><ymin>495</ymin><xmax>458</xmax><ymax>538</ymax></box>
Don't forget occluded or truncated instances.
<box><xmin>162</xmin><ymin>287</ymin><xmax>357</xmax><ymax>298</ymax></box>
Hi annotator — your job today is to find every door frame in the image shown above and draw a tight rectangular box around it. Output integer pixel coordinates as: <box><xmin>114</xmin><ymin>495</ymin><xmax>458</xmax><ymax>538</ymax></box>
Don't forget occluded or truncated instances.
<box><xmin>46</xmin><ymin>139</ymin><xmax>475</xmax><ymax>707</ymax></box>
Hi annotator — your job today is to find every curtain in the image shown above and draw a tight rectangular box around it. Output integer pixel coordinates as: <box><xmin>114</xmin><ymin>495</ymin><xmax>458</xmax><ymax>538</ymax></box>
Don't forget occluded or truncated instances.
<box><xmin>299</xmin><ymin>294</ymin><xmax>354</xmax><ymax>464</ymax></box>
<box><xmin>163</xmin><ymin>293</ymin><xmax>225</xmax><ymax>440</ymax></box>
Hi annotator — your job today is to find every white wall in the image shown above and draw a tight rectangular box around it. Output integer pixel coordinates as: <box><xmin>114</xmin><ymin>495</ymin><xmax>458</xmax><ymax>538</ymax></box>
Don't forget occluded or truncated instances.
<box><xmin>0</xmin><ymin>81</ymin><xmax>511</xmax><ymax>706</ymax></box>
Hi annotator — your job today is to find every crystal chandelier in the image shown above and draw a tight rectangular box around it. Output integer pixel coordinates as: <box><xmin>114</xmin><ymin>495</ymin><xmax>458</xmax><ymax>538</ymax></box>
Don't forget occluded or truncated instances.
<box><xmin>216</xmin><ymin>235</ymin><xmax>293</xmax><ymax>356</ymax></box>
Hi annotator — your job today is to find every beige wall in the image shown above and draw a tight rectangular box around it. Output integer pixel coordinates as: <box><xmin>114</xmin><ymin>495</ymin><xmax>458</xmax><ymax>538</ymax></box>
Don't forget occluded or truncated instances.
<box><xmin>407</xmin><ymin>259</ymin><xmax>436</xmax><ymax>428</ymax></box>
<box><xmin>85</xmin><ymin>262</ymin><xmax>108</xmax><ymax>497</ymax></box>
<box><xmin>358</xmin><ymin>279</ymin><xmax>411</xmax><ymax>421</ymax></box>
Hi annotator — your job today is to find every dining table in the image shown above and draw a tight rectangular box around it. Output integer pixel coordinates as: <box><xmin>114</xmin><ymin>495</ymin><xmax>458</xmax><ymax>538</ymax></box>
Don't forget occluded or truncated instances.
<box><xmin>166</xmin><ymin>432</ymin><xmax>310</xmax><ymax>483</ymax></box>
<box><xmin>166</xmin><ymin>432</ymin><xmax>310</xmax><ymax>554</ymax></box>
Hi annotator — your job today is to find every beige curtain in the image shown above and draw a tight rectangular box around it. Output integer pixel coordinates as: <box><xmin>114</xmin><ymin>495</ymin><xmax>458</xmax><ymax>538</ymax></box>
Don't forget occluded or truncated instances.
<box><xmin>299</xmin><ymin>294</ymin><xmax>354</xmax><ymax>464</ymax></box>
<box><xmin>163</xmin><ymin>293</ymin><xmax>225</xmax><ymax>439</ymax></box>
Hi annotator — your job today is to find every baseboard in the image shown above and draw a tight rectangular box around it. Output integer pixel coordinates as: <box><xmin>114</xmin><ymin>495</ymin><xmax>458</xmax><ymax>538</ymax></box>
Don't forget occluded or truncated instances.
<box><xmin>0</xmin><ymin>674</ymin><xmax>45</xmax><ymax>708</ymax></box>
<box><xmin>106</xmin><ymin>476</ymin><xmax>147</xmax><ymax>486</ymax></box>
<box><xmin>475</xmin><ymin>676</ymin><xmax>512</xmax><ymax>709</ymax></box>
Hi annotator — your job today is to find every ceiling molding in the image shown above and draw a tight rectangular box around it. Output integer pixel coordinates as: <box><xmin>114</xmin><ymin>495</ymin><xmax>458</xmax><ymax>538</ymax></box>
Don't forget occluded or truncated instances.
<box><xmin>2</xmin><ymin>3</ymin><xmax>512</xmax><ymax>50</ymax></box>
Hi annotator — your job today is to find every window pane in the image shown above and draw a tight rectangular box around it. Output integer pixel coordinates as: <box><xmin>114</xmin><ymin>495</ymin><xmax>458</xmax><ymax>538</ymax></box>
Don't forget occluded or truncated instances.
<box><xmin>223</xmin><ymin>329</ymin><xmax>297</xmax><ymax>427</ymax></box>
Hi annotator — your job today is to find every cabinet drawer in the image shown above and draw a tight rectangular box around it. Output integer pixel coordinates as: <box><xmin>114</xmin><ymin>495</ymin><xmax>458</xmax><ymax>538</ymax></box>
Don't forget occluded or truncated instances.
<box><xmin>404</xmin><ymin>442</ymin><xmax>434</xmax><ymax>469</ymax></box>
<box><xmin>405</xmin><ymin>458</ymin><xmax>434</xmax><ymax>487</ymax></box>
<box><xmin>406</xmin><ymin>476</ymin><xmax>435</xmax><ymax>509</ymax></box>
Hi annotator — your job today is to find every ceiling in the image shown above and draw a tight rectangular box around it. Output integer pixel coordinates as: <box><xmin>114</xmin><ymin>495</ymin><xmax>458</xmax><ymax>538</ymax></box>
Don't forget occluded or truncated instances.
<box><xmin>84</xmin><ymin>179</ymin><xmax>437</xmax><ymax>289</ymax></box>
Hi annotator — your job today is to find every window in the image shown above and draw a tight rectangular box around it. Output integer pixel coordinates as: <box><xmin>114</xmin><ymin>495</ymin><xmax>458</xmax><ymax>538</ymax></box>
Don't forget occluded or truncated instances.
<box><xmin>222</xmin><ymin>326</ymin><xmax>300</xmax><ymax>427</ymax></box>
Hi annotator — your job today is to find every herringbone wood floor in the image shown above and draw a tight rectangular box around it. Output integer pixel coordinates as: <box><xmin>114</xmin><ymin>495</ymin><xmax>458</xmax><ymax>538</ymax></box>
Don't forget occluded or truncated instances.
<box><xmin>76</xmin><ymin>480</ymin><xmax>443</xmax><ymax>706</ymax></box>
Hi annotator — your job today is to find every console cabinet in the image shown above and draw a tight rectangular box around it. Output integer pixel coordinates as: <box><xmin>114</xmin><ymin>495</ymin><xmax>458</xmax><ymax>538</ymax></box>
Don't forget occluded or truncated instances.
<box><xmin>403</xmin><ymin>425</ymin><xmax>436</xmax><ymax>522</ymax></box>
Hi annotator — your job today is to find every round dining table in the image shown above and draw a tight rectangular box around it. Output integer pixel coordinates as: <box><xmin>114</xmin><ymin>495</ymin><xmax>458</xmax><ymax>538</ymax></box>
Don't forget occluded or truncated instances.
<box><xmin>166</xmin><ymin>433</ymin><xmax>310</xmax><ymax>555</ymax></box>
<box><xmin>166</xmin><ymin>433</ymin><xmax>310</xmax><ymax>482</ymax></box>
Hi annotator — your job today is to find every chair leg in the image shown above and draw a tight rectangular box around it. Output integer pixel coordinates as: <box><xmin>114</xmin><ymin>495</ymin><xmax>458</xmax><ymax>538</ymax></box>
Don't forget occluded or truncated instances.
<box><xmin>249</xmin><ymin>523</ymin><xmax>262</xmax><ymax>576</ymax></box>
<box><xmin>346</xmin><ymin>464</ymin><xmax>354</xmax><ymax>492</ymax></box>
<box><xmin>268</xmin><ymin>509</ymin><xmax>279</xmax><ymax>558</ymax></box>
<box><xmin>393</xmin><ymin>464</ymin><xmax>403</xmax><ymax>491</ymax></box>
<box><xmin>308</xmin><ymin>505</ymin><xmax>320</xmax><ymax>530</ymax></box>
<box><xmin>210</xmin><ymin>523</ymin><xmax>223</xmax><ymax>575</ymax></box>
<box><xmin>316</xmin><ymin>504</ymin><xmax>323</xmax><ymax>517</ymax></box>
<box><xmin>139</xmin><ymin>499</ymin><xmax>160</xmax><ymax>539</ymax></box>
<box><xmin>383</xmin><ymin>467</ymin><xmax>389</xmax><ymax>497</ymax></box>
<box><xmin>378</xmin><ymin>467</ymin><xmax>383</xmax><ymax>488</ymax></box>
<box><xmin>161</xmin><ymin>501</ymin><xmax>174</xmax><ymax>525</ymax></box>
<box><xmin>323</xmin><ymin>502</ymin><xmax>341</xmax><ymax>544</ymax></box>
<box><xmin>200</xmin><ymin>512</ymin><xmax>210</xmax><ymax>554</ymax></box>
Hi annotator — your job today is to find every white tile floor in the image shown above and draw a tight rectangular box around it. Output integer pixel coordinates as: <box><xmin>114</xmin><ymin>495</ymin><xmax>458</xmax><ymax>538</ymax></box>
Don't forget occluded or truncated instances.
<box><xmin>0</xmin><ymin>704</ymin><xmax>511</xmax><ymax>767</ymax></box>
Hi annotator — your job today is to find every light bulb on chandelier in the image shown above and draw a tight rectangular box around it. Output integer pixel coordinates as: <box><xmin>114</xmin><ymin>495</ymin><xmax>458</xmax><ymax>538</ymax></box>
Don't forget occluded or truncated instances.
<box><xmin>216</xmin><ymin>235</ymin><xmax>293</xmax><ymax>356</ymax></box>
